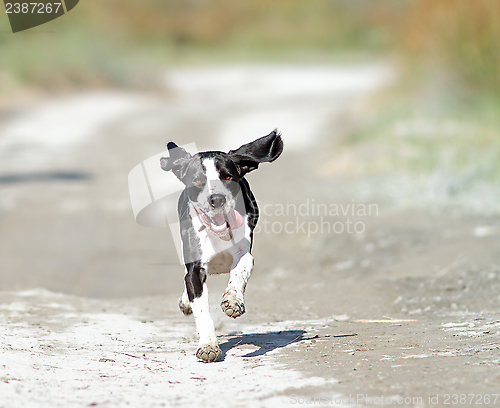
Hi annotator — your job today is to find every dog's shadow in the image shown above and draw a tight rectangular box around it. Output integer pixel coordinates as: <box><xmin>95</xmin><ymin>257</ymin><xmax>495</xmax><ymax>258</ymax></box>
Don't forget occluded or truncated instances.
<box><xmin>217</xmin><ymin>329</ymin><xmax>310</xmax><ymax>361</ymax></box>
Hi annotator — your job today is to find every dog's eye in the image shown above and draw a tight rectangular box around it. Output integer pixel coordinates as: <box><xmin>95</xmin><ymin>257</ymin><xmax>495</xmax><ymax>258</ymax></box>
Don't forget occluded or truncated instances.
<box><xmin>193</xmin><ymin>178</ymin><xmax>202</xmax><ymax>185</ymax></box>
<box><xmin>225</xmin><ymin>176</ymin><xmax>231</xmax><ymax>181</ymax></box>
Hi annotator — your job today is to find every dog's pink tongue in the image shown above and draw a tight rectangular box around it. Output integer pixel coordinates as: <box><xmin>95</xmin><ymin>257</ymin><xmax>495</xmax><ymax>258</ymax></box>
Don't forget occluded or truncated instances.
<box><xmin>211</xmin><ymin>213</ymin><xmax>225</xmax><ymax>225</ymax></box>
<box><xmin>227</xmin><ymin>209</ymin><xmax>243</xmax><ymax>230</ymax></box>
<box><xmin>210</xmin><ymin>213</ymin><xmax>227</xmax><ymax>233</ymax></box>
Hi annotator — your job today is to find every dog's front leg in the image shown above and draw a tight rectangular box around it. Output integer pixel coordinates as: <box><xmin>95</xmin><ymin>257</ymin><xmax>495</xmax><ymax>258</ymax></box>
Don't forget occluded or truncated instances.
<box><xmin>221</xmin><ymin>252</ymin><xmax>254</xmax><ymax>318</ymax></box>
<box><xmin>185</xmin><ymin>261</ymin><xmax>220</xmax><ymax>362</ymax></box>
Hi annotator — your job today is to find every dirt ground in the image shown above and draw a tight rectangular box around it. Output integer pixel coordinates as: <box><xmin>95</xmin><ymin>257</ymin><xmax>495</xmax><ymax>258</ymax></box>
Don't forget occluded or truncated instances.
<box><xmin>0</xmin><ymin>64</ymin><xmax>499</xmax><ymax>407</ymax></box>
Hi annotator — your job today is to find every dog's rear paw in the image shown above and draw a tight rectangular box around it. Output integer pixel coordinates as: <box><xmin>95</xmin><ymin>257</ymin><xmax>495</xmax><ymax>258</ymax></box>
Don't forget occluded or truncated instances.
<box><xmin>196</xmin><ymin>343</ymin><xmax>221</xmax><ymax>363</ymax></box>
<box><xmin>221</xmin><ymin>292</ymin><xmax>245</xmax><ymax>318</ymax></box>
<box><xmin>178</xmin><ymin>297</ymin><xmax>192</xmax><ymax>315</ymax></box>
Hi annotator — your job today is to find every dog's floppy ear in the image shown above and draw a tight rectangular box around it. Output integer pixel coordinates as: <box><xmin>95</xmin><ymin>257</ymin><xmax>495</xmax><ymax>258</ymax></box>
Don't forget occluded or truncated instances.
<box><xmin>160</xmin><ymin>142</ymin><xmax>192</xmax><ymax>182</ymax></box>
<box><xmin>228</xmin><ymin>129</ymin><xmax>283</xmax><ymax>177</ymax></box>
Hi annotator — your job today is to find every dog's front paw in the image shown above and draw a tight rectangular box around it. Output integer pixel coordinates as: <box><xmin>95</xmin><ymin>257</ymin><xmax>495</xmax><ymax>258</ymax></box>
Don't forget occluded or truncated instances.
<box><xmin>178</xmin><ymin>296</ymin><xmax>192</xmax><ymax>315</ymax></box>
<box><xmin>196</xmin><ymin>343</ymin><xmax>221</xmax><ymax>363</ymax></box>
<box><xmin>221</xmin><ymin>291</ymin><xmax>245</xmax><ymax>318</ymax></box>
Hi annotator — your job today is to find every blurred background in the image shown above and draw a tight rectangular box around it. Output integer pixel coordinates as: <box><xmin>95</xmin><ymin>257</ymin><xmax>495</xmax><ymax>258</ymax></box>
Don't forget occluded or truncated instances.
<box><xmin>0</xmin><ymin>0</ymin><xmax>499</xmax><ymax>299</ymax></box>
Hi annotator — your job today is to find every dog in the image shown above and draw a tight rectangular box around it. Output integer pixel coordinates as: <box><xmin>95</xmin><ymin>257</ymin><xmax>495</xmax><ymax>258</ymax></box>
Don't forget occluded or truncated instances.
<box><xmin>160</xmin><ymin>130</ymin><xmax>283</xmax><ymax>362</ymax></box>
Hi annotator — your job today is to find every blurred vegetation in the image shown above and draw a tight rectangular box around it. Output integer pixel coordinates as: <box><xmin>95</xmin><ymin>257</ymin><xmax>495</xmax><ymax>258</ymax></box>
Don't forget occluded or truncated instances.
<box><xmin>344</xmin><ymin>93</ymin><xmax>500</xmax><ymax>182</ymax></box>
<box><xmin>340</xmin><ymin>0</ymin><xmax>500</xmax><ymax>191</ymax></box>
<box><xmin>1</xmin><ymin>0</ymin><xmax>408</xmax><ymax>90</ymax></box>
<box><xmin>403</xmin><ymin>0</ymin><xmax>500</xmax><ymax>94</ymax></box>
<box><xmin>90</xmin><ymin>0</ymin><xmax>406</xmax><ymax>53</ymax></box>
<box><xmin>1</xmin><ymin>0</ymin><xmax>499</xmax><ymax>96</ymax></box>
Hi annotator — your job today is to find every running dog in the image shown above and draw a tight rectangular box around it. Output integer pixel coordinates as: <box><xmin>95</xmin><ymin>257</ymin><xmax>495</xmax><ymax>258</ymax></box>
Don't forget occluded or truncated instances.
<box><xmin>160</xmin><ymin>130</ymin><xmax>283</xmax><ymax>362</ymax></box>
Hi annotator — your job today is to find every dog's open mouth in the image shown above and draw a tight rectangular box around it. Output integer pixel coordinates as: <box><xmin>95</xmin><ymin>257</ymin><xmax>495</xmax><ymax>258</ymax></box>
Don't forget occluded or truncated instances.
<box><xmin>198</xmin><ymin>209</ymin><xmax>243</xmax><ymax>237</ymax></box>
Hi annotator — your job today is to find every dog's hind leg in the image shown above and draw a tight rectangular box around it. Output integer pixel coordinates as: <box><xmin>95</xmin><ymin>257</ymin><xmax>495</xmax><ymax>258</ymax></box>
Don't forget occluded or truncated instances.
<box><xmin>185</xmin><ymin>261</ymin><xmax>221</xmax><ymax>362</ymax></box>
<box><xmin>221</xmin><ymin>252</ymin><xmax>254</xmax><ymax>318</ymax></box>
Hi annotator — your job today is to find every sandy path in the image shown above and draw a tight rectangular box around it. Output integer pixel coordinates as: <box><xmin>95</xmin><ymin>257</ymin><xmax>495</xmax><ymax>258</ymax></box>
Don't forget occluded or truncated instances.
<box><xmin>0</xmin><ymin>289</ymin><xmax>339</xmax><ymax>408</ymax></box>
<box><xmin>1</xmin><ymin>63</ymin><xmax>500</xmax><ymax>407</ymax></box>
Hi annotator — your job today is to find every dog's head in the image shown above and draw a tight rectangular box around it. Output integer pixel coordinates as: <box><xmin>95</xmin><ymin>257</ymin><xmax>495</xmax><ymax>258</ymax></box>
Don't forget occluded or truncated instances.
<box><xmin>160</xmin><ymin>130</ymin><xmax>283</xmax><ymax>237</ymax></box>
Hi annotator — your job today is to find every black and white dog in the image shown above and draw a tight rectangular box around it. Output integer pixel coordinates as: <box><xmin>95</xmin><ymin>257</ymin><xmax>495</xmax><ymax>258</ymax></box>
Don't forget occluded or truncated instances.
<box><xmin>160</xmin><ymin>130</ymin><xmax>283</xmax><ymax>362</ymax></box>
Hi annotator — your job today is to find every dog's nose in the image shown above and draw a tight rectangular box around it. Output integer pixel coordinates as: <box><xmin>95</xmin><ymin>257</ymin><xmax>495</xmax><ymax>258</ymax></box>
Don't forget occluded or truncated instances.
<box><xmin>209</xmin><ymin>194</ymin><xmax>226</xmax><ymax>209</ymax></box>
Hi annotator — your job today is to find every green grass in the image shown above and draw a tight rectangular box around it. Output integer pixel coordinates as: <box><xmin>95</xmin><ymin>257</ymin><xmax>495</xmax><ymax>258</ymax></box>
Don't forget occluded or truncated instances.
<box><xmin>342</xmin><ymin>86</ymin><xmax>500</xmax><ymax>183</ymax></box>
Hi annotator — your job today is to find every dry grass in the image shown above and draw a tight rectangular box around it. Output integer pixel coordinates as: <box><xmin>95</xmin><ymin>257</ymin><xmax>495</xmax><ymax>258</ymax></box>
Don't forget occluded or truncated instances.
<box><xmin>403</xmin><ymin>0</ymin><xmax>500</xmax><ymax>93</ymax></box>
<box><xmin>1</xmin><ymin>0</ymin><xmax>498</xmax><ymax>96</ymax></box>
<box><xmin>1</xmin><ymin>0</ymin><xmax>407</xmax><ymax>90</ymax></box>
<box><xmin>84</xmin><ymin>0</ymin><xmax>407</xmax><ymax>52</ymax></box>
